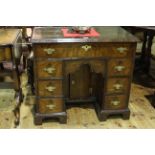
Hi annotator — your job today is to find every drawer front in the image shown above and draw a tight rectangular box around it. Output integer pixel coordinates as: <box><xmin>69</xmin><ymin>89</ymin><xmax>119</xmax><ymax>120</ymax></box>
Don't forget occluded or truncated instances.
<box><xmin>107</xmin><ymin>59</ymin><xmax>132</xmax><ymax>76</ymax></box>
<box><xmin>104</xmin><ymin>95</ymin><xmax>127</xmax><ymax>110</ymax></box>
<box><xmin>108</xmin><ymin>45</ymin><xmax>132</xmax><ymax>58</ymax></box>
<box><xmin>38</xmin><ymin>98</ymin><xmax>64</xmax><ymax>114</ymax></box>
<box><xmin>106</xmin><ymin>78</ymin><xmax>130</xmax><ymax>94</ymax></box>
<box><xmin>34</xmin><ymin>44</ymin><xmax>132</xmax><ymax>58</ymax></box>
<box><xmin>38</xmin><ymin>80</ymin><xmax>63</xmax><ymax>97</ymax></box>
<box><xmin>0</xmin><ymin>47</ymin><xmax>11</xmax><ymax>61</ymax></box>
<box><xmin>34</xmin><ymin>44</ymin><xmax>100</xmax><ymax>58</ymax></box>
<box><xmin>36</xmin><ymin>61</ymin><xmax>62</xmax><ymax>78</ymax></box>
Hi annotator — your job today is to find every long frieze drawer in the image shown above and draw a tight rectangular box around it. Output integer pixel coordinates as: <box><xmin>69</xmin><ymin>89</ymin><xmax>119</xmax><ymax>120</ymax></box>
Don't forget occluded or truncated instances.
<box><xmin>0</xmin><ymin>47</ymin><xmax>11</xmax><ymax>61</ymax></box>
<box><xmin>38</xmin><ymin>80</ymin><xmax>63</xmax><ymax>97</ymax></box>
<box><xmin>36</xmin><ymin>60</ymin><xmax>62</xmax><ymax>78</ymax></box>
<box><xmin>104</xmin><ymin>95</ymin><xmax>127</xmax><ymax>110</ymax></box>
<box><xmin>106</xmin><ymin>77</ymin><xmax>129</xmax><ymax>94</ymax></box>
<box><xmin>38</xmin><ymin>98</ymin><xmax>64</xmax><ymax>114</ymax></box>
<box><xmin>107</xmin><ymin>59</ymin><xmax>132</xmax><ymax>76</ymax></box>
<box><xmin>33</xmin><ymin>44</ymin><xmax>132</xmax><ymax>58</ymax></box>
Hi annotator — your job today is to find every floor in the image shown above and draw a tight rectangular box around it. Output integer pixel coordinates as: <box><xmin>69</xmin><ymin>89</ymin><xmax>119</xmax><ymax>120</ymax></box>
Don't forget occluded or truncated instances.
<box><xmin>0</xmin><ymin>89</ymin><xmax>16</xmax><ymax>128</ymax></box>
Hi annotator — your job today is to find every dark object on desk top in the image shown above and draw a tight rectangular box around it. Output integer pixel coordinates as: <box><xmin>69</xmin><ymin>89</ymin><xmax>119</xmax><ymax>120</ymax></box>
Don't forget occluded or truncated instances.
<box><xmin>61</xmin><ymin>27</ymin><xmax>100</xmax><ymax>38</ymax></box>
<box><xmin>70</xmin><ymin>26</ymin><xmax>91</xmax><ymax>34</ymax></box>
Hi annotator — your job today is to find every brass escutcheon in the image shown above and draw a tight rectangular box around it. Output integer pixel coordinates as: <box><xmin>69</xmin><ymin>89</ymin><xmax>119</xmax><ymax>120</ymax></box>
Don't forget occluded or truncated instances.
<box><xmin>81</xmin><ymin>45</ymin><xmax>92</xmax><ymax>51</ymax></box>
<box><xmin>115</xmin><ymin>66</ymin><xmax>125</xmax><ymax>72</ymax></box>
<box><xmin>45</xmin><ymin>86</ymin><xmax>56</xmax><ymax>92</ymax></box>
<box><xmin>117</xmin><ymin>47</ymin><xmax>127</xmax><ymax>53</ymax></box>
<box><xmin>46</xmin><ymin>103</ymin><xmax>56</xmax><ymax>110</ymax></box>
<box><xmin>111</xmin><ymin>100</ymin><xmax>120</xmax><ymax>106</ymax></box>
<box><xmin>44</xmin><ymin>48</ymin><xmax>55</xmax><ymax>55</ymax></box>
<box><xmin>43</xmin><ymin>67</ymin><xmax>56</xmax><ymax>74</ymax></box>
<box><xmin>113</xmin><ymin>83</ymin><xmax>123</xmax><ymax>90</ymax></box>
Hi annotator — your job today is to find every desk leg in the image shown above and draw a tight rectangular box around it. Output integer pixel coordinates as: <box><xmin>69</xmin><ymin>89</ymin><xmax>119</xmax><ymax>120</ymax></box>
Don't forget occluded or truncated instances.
<box><xmin>144</xmin><ymin>34</ymin><xmax>154</xmax><ymax>74</ymax></box>
<box><xmin>136</xmin><ymin>33</ymin><xmax>154</xmax><ymax>74</ymax></box>
<box><xmin>134</xmin><ymin>32</ymin><xmax>148</xmax><ymax>72</ymax></box>
<box><xmin>133</xmin><ymin>34</ymin><xmax>155</xmax><ymax>88</ymax></box>
<box><xmin>141</xmin><ymin>31</ymin><xmax>148</xmax><ymax>62</ymax></box>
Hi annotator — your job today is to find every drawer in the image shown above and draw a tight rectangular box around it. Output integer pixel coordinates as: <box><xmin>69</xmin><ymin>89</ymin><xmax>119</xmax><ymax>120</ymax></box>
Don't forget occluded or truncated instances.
<box><xmin>0</xmin><ymin>47</ymin><xmax>11</xmax><ymax>61</ymax></box>
<box><xmin>104</xmin><ymin>95</ymin><xmax>127</xmax><ymax>110</ymax></box>
<box><xmin>34</xmin><ymin>43</ymin><xmax>100</xmax><ymax>58</ymax></box>
<box><xmin>38</xmin><ymin>80</ymin><xmax>63</xmax><ymax>97</ymax></box>
<box><xmin>36</xmin><ymin>60</ymin><xmax>62</xmax><ymax>78</ymax></box>
<box><xmin>106</xmin><ymin>78</ymin><xmax>130</xmax><ymax>94</ymax></box>
<box><xmin>107</xmin><ymin>59</ymin><xmax>132</xmax><ymax>76</ymax></box>
<box><xmin>38</xmin><ymin>98</ymin><xmax>64</xmax><ymax>114</ymax></box>
<box><xmin>108</xmin><ymin>45</ymin><xmax>133</xmax><ymax>58</ymax></box>
<box><xmin>34</xmin><ymin>44</ymin><xmax>132</xmax><ymax>58</ymax></box>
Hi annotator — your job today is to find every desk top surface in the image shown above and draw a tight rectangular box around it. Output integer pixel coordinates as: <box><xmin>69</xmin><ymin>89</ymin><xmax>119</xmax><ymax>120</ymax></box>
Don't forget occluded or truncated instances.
<box><xmin>31</xmin><ymin>26</ymin><xmax>138</xmax><ymax>43</ymax></box>
<box><xmin>0</xmin><ymin>29</ymin><xmax>21</xmax><ymax>46</ymax></box>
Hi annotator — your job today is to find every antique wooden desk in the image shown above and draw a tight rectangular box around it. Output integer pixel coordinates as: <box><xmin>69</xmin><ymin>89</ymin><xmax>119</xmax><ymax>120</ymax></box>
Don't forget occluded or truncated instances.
<box><xmin>31</xmin><ymin>27</ymin><xmax>138</xmax><ymax>125</ymax></box>
<box><xmin>0</xmin><ymin>29</ymin><xmax>23</xmax><ymax>125</ymax></box>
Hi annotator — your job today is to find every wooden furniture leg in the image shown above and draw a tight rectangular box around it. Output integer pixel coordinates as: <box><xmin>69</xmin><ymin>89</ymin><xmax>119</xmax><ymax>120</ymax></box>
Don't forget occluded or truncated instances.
<box><xmin>144</xmin><ymin>34</ymin><xmax>154</xmax><ymax>74</ymax></box>
<box><xmin>141</xmin><ymin>31</ymin><xmax>148</xmax><ymax>63</ymax></box>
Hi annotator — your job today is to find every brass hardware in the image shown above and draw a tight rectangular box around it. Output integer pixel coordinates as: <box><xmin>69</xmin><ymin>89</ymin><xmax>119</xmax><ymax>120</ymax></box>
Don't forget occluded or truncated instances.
<box><xmin>111</xmin><ymin>100</ymin><xmax>120</xmax><ymax>106</ymax></box>
<box><xmin>46</xmin><ymin>104</ymin><xmax>56</xmax><ymax>110</ymax></box>
<box><xmin>71</xmin><ymin>80</ymin><xmax>75</xmax><ymax>85</ymax></box>
<box><xmin>43</xmin><ymin>67</ymin><xmax>56</xmax><ymax>74</ymax></box>
<box><xmin>81</xmin><ymin>45</ymin><xmax>92</xmax><ymax>51</ymax></box>
<box><xmin>117</xmin><ymin>47</ymin><xmax>127</xmax><ymax>53</ymax></box>
<box><xmin>115</xmin><ymin>66</ymin><xmax>125</xmax><ymax>72</ymax></box>
<box><xmin>113</xmin><ymin>84</ymin><xmax>123</xmax><ymax>90</ymax></box>
<box><xmin>45</xmin><ymin>86</ymin><xmax>56</xmax><ymax>92</ymax></box>
<box><xmin>44</xmin><ymin>48</ymin><xmax>55</xmax><ymax>55</ymax></box>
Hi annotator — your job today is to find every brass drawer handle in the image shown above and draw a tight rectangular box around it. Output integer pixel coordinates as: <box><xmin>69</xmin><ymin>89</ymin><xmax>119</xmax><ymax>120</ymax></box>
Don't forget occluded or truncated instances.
<box><xmin>111</xmin><ymin>100</ymin><xmax>120</xmax><ymax>106</ymax></box>
<box><xmin>71</xmin><ymin>80</ymin><xmax>75</xmax><ymax>85</ymax></box>
<box><xmin>46</xmin><ymin>104</ymin><xmax>56</xmax><ymax>110</ymax></box>
<box><xmin>43</xmin><ymin>67</ymin><xmax>56</xmax><ymax>74</ymax></box>
<box><xmin>117</xmin><ymin>47</ymin><xmax>127</xmax><ymax>53</ymax></box>
<box><xmin>45</xmin><ymin>86</ymin><xmax>56</xmax><ymax>92</ymax></box>
<box><xmin>81</xmin><ymin>45</ymin><xmax>92</xmax><ymax>51</ymax></box>
<box><xmin>44</xmin><ymin>48</ymin><xmax>55</xmax><ymax>55</ymax></box>
<box><xmin>115</xmin><ymin>66</ymin><xmax>125</xmax><ymax>72</ymax></box>
<box><xmin>113</xmin><ymin>84</ymin><xmax>123</xmax><ymax>90</ymax></box>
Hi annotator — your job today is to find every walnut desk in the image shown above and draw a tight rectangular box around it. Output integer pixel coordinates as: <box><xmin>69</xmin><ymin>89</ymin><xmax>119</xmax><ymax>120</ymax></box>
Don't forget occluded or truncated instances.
<box><xmin>31</xmin><ymin>27</ymin><xmax>138</xmax><ymax>125</ymax></box>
